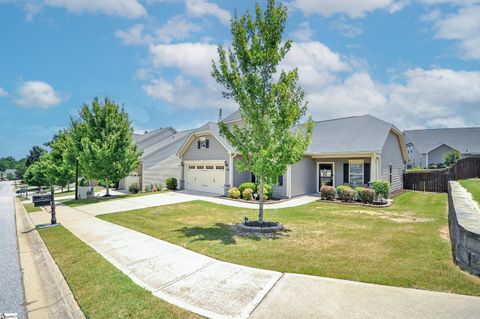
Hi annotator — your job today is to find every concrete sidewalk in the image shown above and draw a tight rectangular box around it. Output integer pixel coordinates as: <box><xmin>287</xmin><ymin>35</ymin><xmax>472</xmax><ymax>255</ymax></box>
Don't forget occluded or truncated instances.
<box><xmin>73</xmin><ymin>191</ymin><xmax>319</xmax><ymax>216</ymax></box>
<box><xmin>30</xmin><ymin>204</ymin><xmax>480</xmax><ymax>319</ymax></box>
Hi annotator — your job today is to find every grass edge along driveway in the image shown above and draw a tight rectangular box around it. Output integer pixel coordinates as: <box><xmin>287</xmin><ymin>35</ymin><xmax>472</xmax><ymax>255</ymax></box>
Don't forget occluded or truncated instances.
<box><xmin>99</xmin><ymin>191</ymin><xmax>480</xmax><ymax>297</ymax></box>
<box><xmin>38</xmin><ymin>226</ymin><xmax>200</xmax><ymax>319</ymax></box>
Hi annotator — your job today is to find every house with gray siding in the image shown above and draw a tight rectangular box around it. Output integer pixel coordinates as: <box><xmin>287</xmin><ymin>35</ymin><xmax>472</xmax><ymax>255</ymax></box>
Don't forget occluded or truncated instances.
<box><xmin>119</xmin><ymin>127</ymin><xmax>194</xmax><ymax>191</ymax></box>
<box><xmin>404</xmin><ymin>127</ymin><xmax>480</xmax><ymax>169</ymax></box>
<box><xmin>176</xmin><ymin>112</ymin><xmax>407</xmax><ymax>197</ymax></box>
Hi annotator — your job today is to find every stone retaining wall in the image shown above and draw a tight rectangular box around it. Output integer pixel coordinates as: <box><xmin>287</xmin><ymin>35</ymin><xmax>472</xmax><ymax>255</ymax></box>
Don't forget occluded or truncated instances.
<box><xmin>448</xmin><ymin>181</ymin><xmax>480</xmax><ymax>276</ymax></box>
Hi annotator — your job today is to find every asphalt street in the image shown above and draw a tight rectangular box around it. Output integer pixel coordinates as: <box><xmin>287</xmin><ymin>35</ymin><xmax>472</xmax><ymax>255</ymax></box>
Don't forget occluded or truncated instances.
<box><xmin>0</xmin><ymin>181</ymin><xmax>25</xmax><ymax>318</ymax></box>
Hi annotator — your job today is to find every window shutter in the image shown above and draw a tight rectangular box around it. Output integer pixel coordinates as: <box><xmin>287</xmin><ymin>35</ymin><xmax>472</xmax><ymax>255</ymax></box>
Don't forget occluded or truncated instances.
<box><xmin>197</xmin><ymin>140</ymin><xmax>200</xmax><ymax>149</ymax></box>
<box><xmin>251</xmin><ymin>173</ymin><xmax>256</xmax><ymax>183</ymax></box>
<box><xmin>364</xmin><ymin>163</ymin><xmax>371</xmax><ymax>184</ymax></box>
<box><xmin>343</xmin><ymin>163</ymin><xmax>349</xmax><ymax>184</ymax></box>
<box><xmin>206</xmin><ymin>139</ymin><xmax>209</xmax><ymax>148</ymax></box>
<box><xmin>278</xmin><ymin>175</ymin><xmax>283</xmax><ymax>187</ymax></box>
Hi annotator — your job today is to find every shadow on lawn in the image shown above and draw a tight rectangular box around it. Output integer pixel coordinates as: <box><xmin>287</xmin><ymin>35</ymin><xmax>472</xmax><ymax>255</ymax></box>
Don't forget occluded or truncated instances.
<box><xmin>176</xmin><ymin>223</ymin><xmax>291</xmax><ymax>245</ymax></box>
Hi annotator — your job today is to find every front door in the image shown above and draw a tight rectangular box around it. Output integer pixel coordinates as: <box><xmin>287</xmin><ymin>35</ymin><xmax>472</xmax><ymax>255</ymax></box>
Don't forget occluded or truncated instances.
<box><xmin>319</xmin><ymin>164</ymin><xmax>333</xmax><ymax>188</ymax></box>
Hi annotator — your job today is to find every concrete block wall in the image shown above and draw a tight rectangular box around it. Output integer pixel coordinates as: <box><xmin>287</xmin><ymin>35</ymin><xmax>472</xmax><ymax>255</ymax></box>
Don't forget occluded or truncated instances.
<box><xmin>448</xmin><ymin>181</ymin><xmax>480</xmax><ymax>276</ymax></box>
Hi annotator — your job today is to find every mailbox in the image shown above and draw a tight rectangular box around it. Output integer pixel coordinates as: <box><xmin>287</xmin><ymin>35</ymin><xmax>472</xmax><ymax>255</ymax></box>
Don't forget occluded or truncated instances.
<box><xmin>32</xmin><ymin>194</ymin><xmax>52</xmax><ymax>207</ymax></box>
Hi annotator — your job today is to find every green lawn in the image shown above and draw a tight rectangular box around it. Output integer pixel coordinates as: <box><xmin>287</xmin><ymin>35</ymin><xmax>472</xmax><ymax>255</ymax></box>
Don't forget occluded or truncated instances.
<box><xmin>460</xmin><ymin>179</ymin><xmax>480</xmax><ymax>204</ymax></box>
<box><xmin>23</xmin><ymin>202</ymin><xmax>42</xmax><ymax>213</ymax></box>
<box><xmin>61</xmin><ymin>190</ymin><xmax>170</xmax><ymax>207</ymax></box>
<box><xmin>99</xmin><ymin>191</ymin><xmax>480</xmax><ymax>296</ymax></box>
<box><xmin>38</xmin><ymin>226</ymin><xmax>199</xmax><ymax>319</ymax></box>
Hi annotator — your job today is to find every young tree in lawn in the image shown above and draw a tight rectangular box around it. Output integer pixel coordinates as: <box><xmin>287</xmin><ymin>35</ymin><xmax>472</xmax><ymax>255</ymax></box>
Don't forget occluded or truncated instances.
<box><xmin>70</xmin><ymin>97</ymin><xmax>142</xmax><ymax>196</ymax></box>
<box><xmin>212</xmin><ymin>0</ymin><xmax>313</xmax><ymax>222</ymax></box>
<box><xmin>24</xmin><ymin>158</ymin><xmax>49</xmax><ymax>191</ymax></box>
<box><xmin>48</xmin><ymin>129</ymin><xmax>76</xmax><ymax>192</ymax></box>
<box><xmin>15</xmin><ymin>159</ymin><xmax>27</xmax><ymax>181</ymax></box>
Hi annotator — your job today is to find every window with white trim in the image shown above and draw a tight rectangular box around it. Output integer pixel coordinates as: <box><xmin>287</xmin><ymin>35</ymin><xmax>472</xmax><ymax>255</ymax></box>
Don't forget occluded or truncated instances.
<box><xmin>188</xmin><ymin>165</ymin><xmax>195</xmax><ymax>169</ymax></box>
<box><xmin>349</xmin><ymin>160</ymin><xmax>364</xmax><ymax>186</ymax></box>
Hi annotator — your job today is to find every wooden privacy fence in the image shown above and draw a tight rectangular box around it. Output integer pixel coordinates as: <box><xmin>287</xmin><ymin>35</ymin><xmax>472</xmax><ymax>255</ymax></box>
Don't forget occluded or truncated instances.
<box><xmin>403</xmin><ymin>157</ymin><xmax>480</xmax><ymax>193</ymax></box>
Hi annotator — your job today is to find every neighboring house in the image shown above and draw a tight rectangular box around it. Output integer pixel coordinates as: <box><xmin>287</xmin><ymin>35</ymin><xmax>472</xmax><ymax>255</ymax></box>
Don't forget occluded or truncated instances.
<box><xmin>176</xmin><ymin>113</ymin><xmax>407</xmax><ymax>197</ymax></box>
<box><xmin>1</xmin><ymin>168</ymin><xmax>16</xmax><ymax>180</ymax></box>
<box><xmin>118</xmin><ymin>127</ymin><xmax>194</xmax><ymax>190</ymax></box>
<box><xmin>404</xmin><ymin>128</ymin><xmax>480</xmax><ymax>169</ymax></box>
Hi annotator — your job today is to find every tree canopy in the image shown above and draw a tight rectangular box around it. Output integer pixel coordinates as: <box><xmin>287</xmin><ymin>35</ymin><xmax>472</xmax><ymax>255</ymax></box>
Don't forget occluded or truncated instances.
<box><xmin>26</xmin><ymin>145</ymin><xmax>46</xmax><ymax>167</ymax></box>
<box><xmin>212</xmin><ymin>0</ymin><xmax>313</xmax><ymax>221</ymax></box>
<box><xmin>70</xmin><ymin>97</ymin><xmax>142</xmax><ymax>195</ymax></box>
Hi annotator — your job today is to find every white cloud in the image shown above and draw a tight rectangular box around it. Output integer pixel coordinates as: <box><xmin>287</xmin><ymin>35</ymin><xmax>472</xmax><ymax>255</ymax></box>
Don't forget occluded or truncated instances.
<box><xmin>290</xmin><ymin>22</ymin><xmax>314</xmax><ymax>42</ymax></box>
<box><xmin>154</xmin><ymin>16</ymin><xmax>202</xmax><ymax>43</ymax></box>
<box><xmin>281</xmin><ymin>41</ymin><xmax>351</xmax><ymax>90</ymax></box>
<box><xmin>143</xmin><ymin>76</ymin><xmax>236</xmax><ymax>110</ymax></box>
<box><xmin>15</xmin><ymin>81</ymin><xmax>63</xmax><ymax>108</ymax></box>
<box><xmin>430</xmin><ymin>5</ymin><xmax>480</xmax><ymax>59</ymax></box>
<box><xmin>115</xmin><ymin>24</ymin><xmax>148</xmax><ymax>45</ymax></box>
<box><xmin>186</xmin><ymin>0</ymin><xmax>231</xmax><ymax>25</ymax></box>
<box><xmin>24</xmin><ymin>2</ymin><xmax>43</xmax><ymax>21</ymax></box>
<box><xmin>148</xmin><ymin>42</ymin><xmax>218</xmax><ymax>80</ymax></box>
<box><xmin>293</xmin><ymin>0</ymin><xmax>406</xmax><ymax>18</ymax></box>
<box><xmin>44</xmin><ymin>0</ymin><xmax>146</xmax><ymax>19</ymax></box>
<box><xmin>330</xmin><ymin>18</ymin><xmax>363</xmax><ymax>37</ymax></box>
<box><xmin>116</xmin><ymin>16</ymin><xmax>201</xmax><ymax>45</ymax></box>
<box><xmin>0</xmin><ymin>87</ymin><xmax>7</xmax><ymax>97</ymax></box>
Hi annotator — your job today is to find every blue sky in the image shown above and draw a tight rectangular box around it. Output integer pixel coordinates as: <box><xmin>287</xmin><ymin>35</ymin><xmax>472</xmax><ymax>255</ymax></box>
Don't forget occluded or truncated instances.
<box><xmin>1</xmin><ymin>0</ymin><xmax>479</xmax><ymax>158</ymax></box>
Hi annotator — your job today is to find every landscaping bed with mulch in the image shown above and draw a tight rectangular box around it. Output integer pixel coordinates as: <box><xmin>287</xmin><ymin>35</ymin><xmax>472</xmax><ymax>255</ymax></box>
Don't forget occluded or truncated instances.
<box><xmin>317</xmin><ymin>198</ymin><xmax>393</xmax><ymax>208</ymax></box>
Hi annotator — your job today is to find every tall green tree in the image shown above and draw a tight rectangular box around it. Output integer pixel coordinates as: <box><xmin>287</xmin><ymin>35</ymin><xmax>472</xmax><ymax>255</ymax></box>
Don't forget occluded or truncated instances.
<box><xmin>48</xmin><ymin>129</ymin><xmax>76</xmax><ymax>191</ymax></box>
<box><xmin>70</xmin><ymin>97</ymin><xmax>142</xmax><ymax>196</ymax></box>
<box><xmin>15</xmin><ymin>159</ymin><xmax>27</xmax><ymax>181</ymax></box>
<box><xmin>212</xmin><ymin>0</ymin><xmax>313</xmax><ymax>222</ymax></box>
<box><xmin>26</xmin><ymin>145</ymin><xmax>46</xmax><ymax>167</ymax></box>
<box><xmin>24</xmin><ymin>157</ymin><xmax>49</xmax><ymax>190</ymax></box>
<box><xmin>0</xmin><ymin>156</ymin><xmax>17</xmax><ymax>171</ymax></box>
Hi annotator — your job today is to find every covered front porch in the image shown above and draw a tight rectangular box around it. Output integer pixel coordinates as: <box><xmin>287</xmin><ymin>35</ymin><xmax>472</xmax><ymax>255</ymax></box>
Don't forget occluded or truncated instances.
<box><xmin>311</xmin><ymin>153</ymin><xmax>381</xmax><ymax>192</ymax></box>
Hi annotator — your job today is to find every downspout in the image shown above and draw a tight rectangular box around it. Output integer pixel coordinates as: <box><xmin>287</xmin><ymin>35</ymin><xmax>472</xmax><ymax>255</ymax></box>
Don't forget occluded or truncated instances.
<box><xmin>425</xmin><ymin>153</ymin><xmax>429</xmax><ymax>169</ymax></box>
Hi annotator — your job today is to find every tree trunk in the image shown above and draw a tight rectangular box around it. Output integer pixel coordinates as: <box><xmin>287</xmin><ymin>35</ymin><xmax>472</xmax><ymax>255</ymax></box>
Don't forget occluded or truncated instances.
<box><xmin>259</xmin><ymin>176</ymin><xmax>264</xmax><ymax>223</ymax></box>
<box><xmin>106</xmin><ymin>178</ymin><xmax>110</xmax><ymax>196</ymax></box>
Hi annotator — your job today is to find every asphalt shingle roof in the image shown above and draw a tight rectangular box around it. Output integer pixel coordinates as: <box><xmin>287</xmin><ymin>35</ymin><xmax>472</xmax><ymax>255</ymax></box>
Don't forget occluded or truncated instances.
<box><xmin>404</xmin><ymin>127</ymin><xmax>480</xmax><ymax>154</ymax></box>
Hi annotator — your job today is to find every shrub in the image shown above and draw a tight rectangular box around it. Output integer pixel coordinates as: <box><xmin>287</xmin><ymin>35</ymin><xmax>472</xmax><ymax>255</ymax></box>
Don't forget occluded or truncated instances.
<box><xmin>444</xmin><ymin>150</ymin><xmax>461</xmax><ymax>167</ymax></box>
<box><xmin>341</xmin><ymin>187</ymin><xmax>357</xmax><ymax>202</ymax></box>
<box><xmin>356</xmin><ymin>187</ymin><xmax>375</xmax><ymax>204</ymax></box>
<box><xmin>154</xmin><ymin>183</ymin><xmax>163</xmax><ymax>192</ymax></box>
<box><xmin>242</xmin><ymin>188</ymin><xmax>253</xmax><ymax>200</ymax></box>
<box><xmin>372</xmin><ymin>180</ymin><xmax>390</xmax><ymax>200</ymax></box>
<box><xmin>128</xmin><ymin>182</ymin><xmax>140</xmax><ymax>194</ymax></box>
<box><xmin>263</xmin><ymin>184</ymin><xmax>273</xmax><ymax>198</ymax></box>
<box><xmin>239</xmin><ymin>182</ymin><xmax>257</xmax><ymax>194</ymax></box>
<box><xmin>320</xmin><ymin>186</ymin><xmax>336</xmax><ymax>200</ymax></box>
<box><xmin>336</xmin><ymin>185</ymin><xmax>353</xmax><ymax>201</ymax></box>
<box><xmin>228</xmin><ymin>187</ymin><xmax>241</xmax><ymax>199</ymax></box>
<box><xmin>145</xmin><ymin>184</ymin><xmax>153</xmax><ymax>192</ymax></box>
<box><xmin>165</xmin><ymin>177</ymin><xmax>178</xmax><ymax>190</ymax></box>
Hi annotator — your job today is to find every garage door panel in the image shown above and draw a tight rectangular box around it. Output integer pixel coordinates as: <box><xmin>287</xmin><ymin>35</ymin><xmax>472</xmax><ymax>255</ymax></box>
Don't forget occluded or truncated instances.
<box><xmin>185</xmin><ymin>162</ymin><xmax>225</xmax><ymax>195</ymax></box>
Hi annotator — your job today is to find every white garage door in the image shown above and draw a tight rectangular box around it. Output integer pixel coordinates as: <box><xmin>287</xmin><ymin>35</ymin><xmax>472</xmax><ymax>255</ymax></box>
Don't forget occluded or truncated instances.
<box><xmin>185</xmin><ymin>162</ymin><xmax>226</xmax><ymax>195</ymax></box>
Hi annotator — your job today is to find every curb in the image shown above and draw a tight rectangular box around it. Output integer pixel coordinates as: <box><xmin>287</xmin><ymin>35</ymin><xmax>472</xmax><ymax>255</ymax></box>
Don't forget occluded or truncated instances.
<box><xmin>14</xmin><ymin>199</ymin><xmax>86</xmax><ymax>319</ymax></box>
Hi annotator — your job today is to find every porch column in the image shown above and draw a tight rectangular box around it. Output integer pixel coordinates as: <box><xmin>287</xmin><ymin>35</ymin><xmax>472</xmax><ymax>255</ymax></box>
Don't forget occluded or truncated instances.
<box><xmin>370</xmin><ymin>155</ymin><xmax>380</xmax><ymax>182</ymax></box>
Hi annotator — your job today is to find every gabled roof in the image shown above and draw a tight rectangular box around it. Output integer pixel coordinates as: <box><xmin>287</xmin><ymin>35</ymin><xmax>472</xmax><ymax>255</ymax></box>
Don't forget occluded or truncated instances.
<box><xmin>177</xmin><ymin>121</ymin><xmax>235</xmax><ymax>156</ymax></box>
<box><xmin>306</xmin><ymin>115</ymin><xmax>406</xmax><ymax>159</ymax></box>
<box><xmin>142</xmin><ymin>129</ymin><xmax>195</xmax><ymax>159</ymax></box>
<box><xmin>135</xmin><ymin>127</ymin><xmax>177</xmax><ymax>150</ymax></box>
<box><xmin>178</xmin><ymin>113</ymin><xmax>407</xmax><ymax>160</ymax></box>
<box><xmin>404</xmin><ymin>127</ymin><xmax>480</xmax><ymax>154</ymax></box>
<box><xmin>222</xmin><ymin>110</ymin><xmax>241</xmax><ymax>123</ymax></box>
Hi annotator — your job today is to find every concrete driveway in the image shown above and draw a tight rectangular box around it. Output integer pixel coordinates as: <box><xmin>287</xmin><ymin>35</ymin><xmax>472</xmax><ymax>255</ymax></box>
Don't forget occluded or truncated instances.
<box><xmin>73</xmin><ymin>191</ymin><xmax>319</xmax><ymax>216</ymax></box>
<box><xmin>29</xmin><ymin>201</ymin><xmax>480</xmax><ymax>319</ymax></box>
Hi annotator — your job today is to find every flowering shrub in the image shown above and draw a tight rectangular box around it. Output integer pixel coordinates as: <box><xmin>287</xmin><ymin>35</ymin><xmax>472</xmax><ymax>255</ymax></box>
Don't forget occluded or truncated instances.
<box><xmin>336</xmin><ymin>185</ymin><xmax>356</xmax><ymax>201</ymax></box>
<box><xmin>242</xmin><ymin>187</ymin><xmax>253</xmax><ymax>200</ymax></box>
<box><xmin>239</xmin><ymin>182</ymin><xmax>257</xmax><ymax>194</ymax></box>
<box><xmin>228</xmin><ymin>187</ymin><xmax>241</xmax><ymax>199</ymax></box>
<box><xmin>356</xmin><ymin>187</ymin><xmax>375</xmax><ymax>204</ymax></box>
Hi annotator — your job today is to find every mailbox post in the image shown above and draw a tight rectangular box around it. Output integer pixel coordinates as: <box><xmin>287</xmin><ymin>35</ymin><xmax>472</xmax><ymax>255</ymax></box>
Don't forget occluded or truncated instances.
<box><xmin>50</xmin><ymin>184</ymin><xmax>56</xmax><ymax>225</ymax></box>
